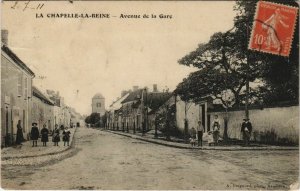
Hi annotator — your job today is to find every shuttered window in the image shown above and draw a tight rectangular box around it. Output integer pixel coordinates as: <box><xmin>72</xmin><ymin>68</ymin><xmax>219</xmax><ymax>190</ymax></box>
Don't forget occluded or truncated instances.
<box><xmin>17</xmin><ymin>73</ymin><xmax>23</xmax><ymax>97</ymax></box>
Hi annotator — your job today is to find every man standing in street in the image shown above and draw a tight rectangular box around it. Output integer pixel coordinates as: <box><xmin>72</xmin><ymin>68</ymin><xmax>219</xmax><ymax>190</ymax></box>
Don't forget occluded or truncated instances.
<box><xmin>196</xmin><ymin>120</ymin><xmax>204</xmax><ymax>147</ymax></box>
<box><xmin>241</xmin><ymin>118</ymin><xmax>253</xmax><ymax>146</ymax></box>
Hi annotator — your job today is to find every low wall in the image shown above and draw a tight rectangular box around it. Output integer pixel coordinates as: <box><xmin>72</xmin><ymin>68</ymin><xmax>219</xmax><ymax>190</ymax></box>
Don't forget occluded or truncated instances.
<box><xmin>209</xmin><ymin>106</ymin><xmax>299</xmax><ymax>144</ymax></box>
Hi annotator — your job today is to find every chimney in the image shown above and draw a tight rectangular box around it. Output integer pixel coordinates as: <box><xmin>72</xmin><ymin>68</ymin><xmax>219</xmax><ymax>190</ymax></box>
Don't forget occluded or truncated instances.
<box><xmin>121</xmin><ymin>90</ymin><xmax>127</xmax><ymax>97</ymax></box>
<box><xmin>133</xmin><ymin>86</ymin><xmax>139</xmax><ymax>91</ymax></box>
<box><xmin>153</xmin><ymin>84</ymin><xmax>158</xmax><ymax>92</ymax></box>
<box><xmin>1</xmin><ymin>29</ymin><xmax>8</xmax><ymax>46</ymax></box>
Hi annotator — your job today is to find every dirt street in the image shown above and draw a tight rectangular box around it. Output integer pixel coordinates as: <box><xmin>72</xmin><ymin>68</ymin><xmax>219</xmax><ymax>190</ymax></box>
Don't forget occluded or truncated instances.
<box><xmin>1</xmin><ymin>127</ymin><xmax>299</xmax><ymax>190</ymax></box>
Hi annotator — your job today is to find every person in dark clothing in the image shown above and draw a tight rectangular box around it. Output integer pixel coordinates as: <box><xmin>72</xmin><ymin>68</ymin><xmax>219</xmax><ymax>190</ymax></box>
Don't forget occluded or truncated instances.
<box><xmin>241</xmin><ymin>118</ymin><xmax>253</xmax><ymax>146</ymax></box>
<box><xmin>196</xmin><ymin>121</ymin><xmax>204</xmax><ymax>147</ymax></box>
<box><xmin>52</xmin><ymin>124</ymin><xmax>60</xmax><ymax>146</ymax></box>
<box><xmin>41</xmin><ymin>124</ymin><xmax>49</xmax><ymax>146</ymax></box>
<box><xmin>30</xmin><ymin>123</ymin><xmax>39</xmax><ymax>147</ymax></box>
<box><xmin>16</xmin><ymin>120</ymin><xmax>24</xmax><ymax>145</ymax></box>
<box><xmin>62</xmin><ymin>129</ymin><xmax>71</xmax><ymax>146</ymax></box>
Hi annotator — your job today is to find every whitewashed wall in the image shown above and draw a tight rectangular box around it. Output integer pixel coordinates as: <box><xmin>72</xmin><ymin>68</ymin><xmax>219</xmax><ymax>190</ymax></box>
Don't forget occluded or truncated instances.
<box><xmin>209</xmin><ymin>106</ymin><xmax>299</xmax><ymax>143</ymax></box>
<box><xmin>176</xmin><ymin>96</ymin><xmax>201</xmax><ymax>131</ymax></box>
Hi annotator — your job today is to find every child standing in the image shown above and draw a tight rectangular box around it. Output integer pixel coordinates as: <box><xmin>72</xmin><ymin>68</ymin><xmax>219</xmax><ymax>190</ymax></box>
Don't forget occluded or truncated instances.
<box><xmin>30</xmin><ymin>123</ymin><xmax>39</xmax><ymax>147</ymax></box>
<box><xmin>63</xmin><ymin>129</ymin><xmax>71</xmax><ymax>146</ymax></box>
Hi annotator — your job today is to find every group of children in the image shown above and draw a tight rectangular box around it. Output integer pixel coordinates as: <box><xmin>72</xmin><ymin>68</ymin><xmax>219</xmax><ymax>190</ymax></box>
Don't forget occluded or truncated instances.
<box><xmin>30</xmin><ymin>123</ymin><xmax>72</xmax><ymax>147</ymax></box>
<box><xmin>189</xmin><ymin>115</ymin><xmax>221</xmax><ymax>147</ymax></box>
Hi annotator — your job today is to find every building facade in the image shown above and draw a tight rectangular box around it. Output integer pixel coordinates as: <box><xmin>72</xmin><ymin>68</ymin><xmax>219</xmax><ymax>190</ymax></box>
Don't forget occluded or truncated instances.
<box><xmin>32</xmin><ymin>86</ymin><xmax>54</xmax><ymax>131</ymax></box>
<box><xmin>107</xmin><ymin>92</ymin><xmax>129</xmax><ymax>130</ymax></box>
<box><xmin>119</xmin><ymin>85</ymin><xmax>172</xmax><ymax>133</ymax></box>
<box><xmin>1</xmin><ymin>43</ymin><xmax>35</xmax><ymax>146</ymax></box>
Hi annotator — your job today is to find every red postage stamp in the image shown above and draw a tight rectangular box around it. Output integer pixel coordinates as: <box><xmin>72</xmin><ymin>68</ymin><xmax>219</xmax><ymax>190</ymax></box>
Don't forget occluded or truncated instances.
<box><xmin>249</xmin><ymin>1</ymin><xmax>298</xmax><ymax>57</ymax></box>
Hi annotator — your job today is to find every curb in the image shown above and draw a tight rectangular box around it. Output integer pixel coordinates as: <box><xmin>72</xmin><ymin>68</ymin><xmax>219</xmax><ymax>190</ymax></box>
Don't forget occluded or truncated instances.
<box><xmin>105</xmin><ymin>130</ymin><xmax>299</xmax><ymax>151</ymax></box>
<box><xmin>2</xmin><ymin>127</ymin><xmax>78</xmax><ymax>161</ymax></box>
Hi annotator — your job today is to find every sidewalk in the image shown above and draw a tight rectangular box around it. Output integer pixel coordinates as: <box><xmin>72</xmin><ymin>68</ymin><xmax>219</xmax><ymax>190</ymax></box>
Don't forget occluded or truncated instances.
<box><xmin>1</xmin><ymin>127</ymin><xmax>77</xmax><ymax>161</ymax></box>
<box><xmin>105</xmin><ymin>130</ymin><xmax>299</xmax><ymax>151</ymax></box>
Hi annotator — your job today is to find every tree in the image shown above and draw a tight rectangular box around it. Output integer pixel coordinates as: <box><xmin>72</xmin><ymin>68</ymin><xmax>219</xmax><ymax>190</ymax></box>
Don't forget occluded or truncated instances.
<box><xmin>85</xmin><ymin>113</ymin><xmax>101</xmax><ymax>127</ymax></box>
<box><xmin>84</xmin><ymin>115</ymin><xmax>91</xmax><ymax>124</ymax></box>
<box><xmin>176</xmin><ymin>30</ymin><xmax>259</xmax><ymax>108</ymax></box>
<box><xmin>101</xmin><ymin>112</ymin><xmax>108</xmax><ymax>128</ymax></box>
<box><xmin>155</xmin><ymin>104</ymin><xmax>176</xmax><ymax>141</ymax></box>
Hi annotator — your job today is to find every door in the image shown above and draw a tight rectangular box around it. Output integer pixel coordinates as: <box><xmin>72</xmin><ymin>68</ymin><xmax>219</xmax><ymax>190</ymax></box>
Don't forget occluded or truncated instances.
<box><xmin>5</xmin><ymin>108</ymin><xmax>9</xmax><ymax>136</ymax></box>
<box><xmin>201</xmin><ymin>105</ymin><xmax>206</xmax><ymax>132</ymax></box>
<box><xmin>207</xmin><ymin>114</ymin><xmax>211</xmax><ymax>132</ymax></box>
<box><xmin>48</xmin><ymin>120</ymin><xmax>51</xmax><ymax>131</ymax></box>
<box><xmin>5</xmin><ymin>107</ymin><xmax>9</xmax><ymax>146</ymax></box>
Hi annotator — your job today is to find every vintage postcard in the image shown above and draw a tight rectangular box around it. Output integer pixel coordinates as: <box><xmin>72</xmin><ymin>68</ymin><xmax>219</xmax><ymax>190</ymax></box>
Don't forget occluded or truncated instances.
<box><xmin>1</xmin><ymin>0</ymin><xmax>299</xmax><ymax>190</ymax></box>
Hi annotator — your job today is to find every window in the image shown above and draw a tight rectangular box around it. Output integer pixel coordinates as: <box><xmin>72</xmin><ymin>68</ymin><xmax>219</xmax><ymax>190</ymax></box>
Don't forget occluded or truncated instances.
<box><xmin>17</xmin><ymin>73</ymin><xmax>23</xmax><ymax>97</ymax></box>
<box><xmin>96</xmin><ymin>103</ymin><xmax>101</xmax><ymax>107</ymax></box>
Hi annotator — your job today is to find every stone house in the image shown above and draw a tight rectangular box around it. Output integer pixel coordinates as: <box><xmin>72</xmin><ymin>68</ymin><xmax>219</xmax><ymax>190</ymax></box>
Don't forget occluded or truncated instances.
<box><xmin>32</xmin><ymin>86</ymin><xmax>54</xmax><ymax>131</ymax></box>
<box><xmin>120</xmin><ymin>85</ymin><xmax>172</xmax><ymax>133</ymax></box>
<box><xmin>107</xmin><ymin>92</ymin><xmax>129</xmax><ymax>130</ymax></box>
<box><xmin>1</xmin><ymin>41</ymin><xmax>35</xmax><ymax>146</ymax></box>
<box><xmin>121</xmin><ymin>88</ymin><xmax>144</xmax><ymax>132</ymax></box>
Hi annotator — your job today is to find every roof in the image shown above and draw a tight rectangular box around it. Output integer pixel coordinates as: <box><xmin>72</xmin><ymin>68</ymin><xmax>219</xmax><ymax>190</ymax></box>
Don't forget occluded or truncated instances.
<box><xmin>32</xmin><ymin>86</ymin><xmax>54</xmax><ymax>105</ymax></box>
<box><xmin>121</xmin><ymin>89</ymin><xmax>172</xmax><ymax>113</ymax></box>
<box><xmin>108</xmin><ymin>93</ymin><xmax>130</xmax><ymax>111</ymax></box>
<box><xmin>1</xmin><ymin>44</ymin><xmax>35</xmax><ymax>77</ymax></box>
<box><xmin>121</xmin><ymin>89</ymin><xmax>143</xmax><ymax>104</ymax></box>
<box><xmin>146</xmin><ymin>92</ymin><xmax>173</xmax><ymax>114</ymax></box>
<box><xmin>93</xmin><ymin>93</ymin><xmax>105</xmax><ymax>99</ymax></box>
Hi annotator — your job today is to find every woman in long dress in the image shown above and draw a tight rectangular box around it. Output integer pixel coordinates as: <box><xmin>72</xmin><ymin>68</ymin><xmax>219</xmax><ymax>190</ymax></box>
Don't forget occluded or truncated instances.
<box><xmin>16</xmin><ymin>120</ymin><xmax>24</xmax><ymax>145</ymax></box>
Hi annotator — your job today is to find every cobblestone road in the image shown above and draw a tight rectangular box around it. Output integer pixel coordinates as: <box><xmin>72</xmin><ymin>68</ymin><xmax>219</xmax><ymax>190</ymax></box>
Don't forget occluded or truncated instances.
<box><xmin>1</xmin><ymin>127</ymin><xmax>299</xmax><ymax>190</ymax></box>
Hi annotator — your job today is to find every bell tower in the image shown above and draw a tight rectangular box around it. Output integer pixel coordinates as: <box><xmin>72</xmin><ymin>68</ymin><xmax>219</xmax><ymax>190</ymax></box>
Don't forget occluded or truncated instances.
<box><xmin>92</xmin><ymin>93</ymin><xmax>105</xmax><ymax>116</ymax></box>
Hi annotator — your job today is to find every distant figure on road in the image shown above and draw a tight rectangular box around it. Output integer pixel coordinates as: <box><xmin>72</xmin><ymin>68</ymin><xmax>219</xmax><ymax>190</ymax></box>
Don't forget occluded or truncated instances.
<box><xmin>41</xmin><ymin>124</ymin><xmax>49</xmax><ymax>147</ymax></box>
<box><xmin>52</xmin><ymin>124</ymin><xmax>60</xmax><ymax>146</ymax></box>
<box><xmin>241</xmin><ymin>118</ymin><xmax>253</xmax><ymax>146</ymax></box>
<box><xmin>196</xmin><ymin>121</ymin><xmax>204</xmax><ymax>147</ymax></box>
<box><xmin>30</xmin><ymin>123</ymin><xmax>39</xmax><ymax>147</ymax></box>
<box><xmin>16</xmin><ymin>120</ymin><xmax>24</xmax><ymax>145</ymax></box>
<box><xmin>62</xmin><ymin>129</ymin><xmax>71</xmax><ymax>146</ymax></box>
<box><xmin>189</xmin><ymin>127</ymin><xmax>197</xmax><ymax>147</ymax></box>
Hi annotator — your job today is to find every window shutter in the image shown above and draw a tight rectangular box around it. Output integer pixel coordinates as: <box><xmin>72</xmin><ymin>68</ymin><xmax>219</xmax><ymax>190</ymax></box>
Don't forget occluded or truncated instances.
<box><xmin>24</xmin><ymin>77</ymin><xmax>28</xmax><ymax>99</ymax></box>
<box><xmin>17</xmin><ymin>73</ymin><xmax>23</xmax><ymax>97</ymax></box>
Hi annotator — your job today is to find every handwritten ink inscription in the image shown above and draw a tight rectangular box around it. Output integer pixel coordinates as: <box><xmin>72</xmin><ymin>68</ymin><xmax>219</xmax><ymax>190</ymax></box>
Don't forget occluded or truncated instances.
<box><xmin>11</xmin><ymin>1</ymin><xmax>44</xmax><ymax>11</ymax></box>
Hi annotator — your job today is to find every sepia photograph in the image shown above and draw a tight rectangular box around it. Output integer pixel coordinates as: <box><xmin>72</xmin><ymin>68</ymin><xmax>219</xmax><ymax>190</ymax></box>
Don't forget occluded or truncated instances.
<box><xmin>1</xmin><ymin>0</ymin><xmax>299</xmax><ymax>190</ymax></box>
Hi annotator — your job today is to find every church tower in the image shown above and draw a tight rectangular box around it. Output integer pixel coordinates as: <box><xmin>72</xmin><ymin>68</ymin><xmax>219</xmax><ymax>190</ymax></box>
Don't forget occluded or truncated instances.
<box><xmin>92</xmin><ymin>93</ymin><xmax>105</xmax><ymax>116</ymax></box>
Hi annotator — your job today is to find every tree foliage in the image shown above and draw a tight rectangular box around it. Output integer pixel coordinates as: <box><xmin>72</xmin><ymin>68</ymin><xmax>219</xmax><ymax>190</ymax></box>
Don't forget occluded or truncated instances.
<box><xmin>85</xmin><ymin>113</ymin><xmax>101</xmax><ymax>127</ymax></box>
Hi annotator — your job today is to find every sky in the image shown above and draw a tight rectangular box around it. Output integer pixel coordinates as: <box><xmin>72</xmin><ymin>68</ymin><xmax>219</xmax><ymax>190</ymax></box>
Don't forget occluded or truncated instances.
<box><xmin>2</xmin><ymin>1</ymin><xmax>236</xmax><ymax>115</ymax></box>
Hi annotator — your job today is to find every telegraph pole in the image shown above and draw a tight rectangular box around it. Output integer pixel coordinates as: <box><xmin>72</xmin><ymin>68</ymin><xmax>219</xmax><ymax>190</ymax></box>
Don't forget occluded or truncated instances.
<box><xmin>245</xmin><ymin>22</ymin><xmax>250</xmax><ymax>120</ymax></box>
